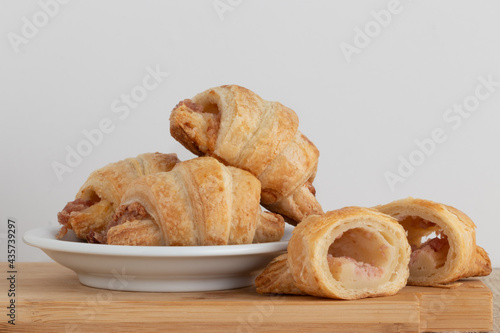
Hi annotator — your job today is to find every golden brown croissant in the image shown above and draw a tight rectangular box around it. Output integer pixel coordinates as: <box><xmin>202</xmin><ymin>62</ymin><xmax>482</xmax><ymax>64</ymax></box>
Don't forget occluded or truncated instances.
<box><xmin>169</xmin><ymin>85</ymin><xmax>322</xmax><ymax>225</ymax></box>
<box><xmin>256</xmin><ymin>207</ymin><xmax>411</xmax><ymax>300</ymax></box>
<box><xmin>106</xmin><ymin>157</ymin><xmax>285</xmax><ymax>246</ymax></box>
<box><xmin>57</xmin><ymin>153</ymin><xmax>180</xmax><ymax>240</ymax></box>
<box><xmin>374</xmin><ymin>197</ymin><xmax>492</xmax><ymax>286</ymax></box>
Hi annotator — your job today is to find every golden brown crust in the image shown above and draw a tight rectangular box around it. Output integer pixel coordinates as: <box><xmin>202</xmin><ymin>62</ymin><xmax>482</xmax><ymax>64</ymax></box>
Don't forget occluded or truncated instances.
<box><xmin>255</xmin><ymin>254</ymin><xmax>305</xmax><ymax>295</ymax></box>
<box><xmin>107</xmin><ymin>220</ymin><xmax>163</xmax><ymax>246</ymax></box>
<box><xmin>57</xmin><ymin>153</ymin><xmax>180</xmax><ymax>240</ymax></box>
<box><xmin>169</xmin><ymin>85</ymin><xmax>322</xmax><ymax>224</ymax></box>
<box><xmin>58</xmin><ymin>200</ymin><xmax>114</xmax><ymax>240</ymax></box>
<box><xmin>263</xmin><ymin>181</ymin><xmax>323</xmax><ymax>226</ymax></box>
<box><xmin>107</xmin><ymin>157</ymin><xmax>285</xmax><ymax>246</ymax></box>
<box><xmin>254</xmin><ymin>212</ymin><xmax>285</xmax><ymax>244</ymax></box>
<box><xmin>374</xmin><ymin>197</ymin><xmax>492</xmax><ymax>286</ymax></box>
<box><xmin>256</xmin><ymin>207</ymin><xmax>411</xmax><ymax>300</ymax></box>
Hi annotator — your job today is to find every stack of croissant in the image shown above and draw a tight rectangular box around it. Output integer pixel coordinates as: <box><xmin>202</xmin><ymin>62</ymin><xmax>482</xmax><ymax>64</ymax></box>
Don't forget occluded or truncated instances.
<box><xmin>57</xmin><ymin>85</ymin><xmax>491</xmax><ymax>300</ymax></box>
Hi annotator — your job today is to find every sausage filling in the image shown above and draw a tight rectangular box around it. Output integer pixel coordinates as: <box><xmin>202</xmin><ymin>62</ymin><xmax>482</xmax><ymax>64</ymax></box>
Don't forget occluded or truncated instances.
<box><xmin>110</xmin><ymin>202</ymin><xmax>153</xmax><ymax>229</ymax></box>
<box><xmin>327</xmin><ymin>228</ymin><xmax>392</xmax><ymax>289</ymax></box>
<box><xmin>57</xmin><ymin>197</ymin><xmax>101</xmax><ymax>238</ymax></box>
<box><xmin>398</xmin><ymin>216</ymin><xmax>449</xmax><ymax>277</ymax></box>
<box><xmin>173</xmin><ymin>99</ymin><xmax>220</xmax><ymax>155</ymax></box>
<box><xmin>88</xmin><ymin>202</ymin><xmax>153</xmax><ymax>244</ymax></box>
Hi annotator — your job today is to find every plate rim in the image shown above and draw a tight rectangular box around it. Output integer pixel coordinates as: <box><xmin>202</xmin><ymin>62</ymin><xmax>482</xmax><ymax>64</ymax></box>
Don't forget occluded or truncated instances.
<box><xmin>23</xmin><ymin>225</ymin><xmax>293</xmax><ymax>257</ymax></box>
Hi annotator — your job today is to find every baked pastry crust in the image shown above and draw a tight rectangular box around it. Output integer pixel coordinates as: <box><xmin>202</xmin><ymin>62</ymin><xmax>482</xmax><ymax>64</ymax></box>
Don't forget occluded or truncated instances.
<box><xmin>374</xmin><ymin>197</ymin><xmax>492</xmax><ymax>286</ymax></box>
<box><xmin>256</xmin><ymin>207</ymin><xmax>411</xmax><ymax>300</ymax></box>
<box><xmin>107</xmin><ymin>157</ymin><xmax>285</xmax><ymax>246</ymax></box>
<box><xmin>169</xmin><ymin>85</ymin><xmax>322</xmax><ymax>225</ymax></box>
<box><xmin>57</xmin><ymin>153</ymin><xmax>179</xmax><ymax>240</ymax></box>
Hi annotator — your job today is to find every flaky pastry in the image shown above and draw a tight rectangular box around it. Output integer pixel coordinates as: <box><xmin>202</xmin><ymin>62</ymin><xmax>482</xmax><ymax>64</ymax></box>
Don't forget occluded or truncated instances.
<box><xmin>106</xmin><ymin>157</ymin><xmax>285</xmax><ymax>246</ymax></box>
<box><xmin>374</xmin><ymin>197</ymin><xmax>491</xmax><ymax>286</ymax></box>
<box><xmin>57</xmin><ymin>153</ymin><xmax>179</xmax><ymax>240</ymax></box>
<box><xmin>170</xmin><ymin>85</ymin><xmax>322</xmax><ymax>225</ymax></box>
<box><xmin>256</xmin><ymin>207</ymin><xmax>411</xmax><ymax>300</ymax></box>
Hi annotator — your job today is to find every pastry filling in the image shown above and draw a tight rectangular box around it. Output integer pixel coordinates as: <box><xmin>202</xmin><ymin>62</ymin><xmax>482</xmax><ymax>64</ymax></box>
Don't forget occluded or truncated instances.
<box><xmin>57</xmin><ymin>198</ymin><xmax>99</xmax><ymax>227</ymax></box>
<box><xmin>109</xmin><ymin>202</ymin><xmax>153</xmax><ymax>229</ymax></box>
<box><xmin>176</xmin><ymin>99</ymin><xmax>204</xmax><ymax>113</ymax></box>
<box><xmin>177</xmin><ymin>99</ymin><xmax>220</xmax><ymax>117</ymax></box>
<box><xmin>57</xmin><ymin>195</ymin><xmax>101</xmax><ymax>238</ymax></box>
<box><xmin>89</xmin><ymin>202</ymin><xmax>154</xmax><ymax>244</ymax></box>
<box><xmin>327</xmin><ymin>228</ymin><xmax>392</xmax><ymax>289</ymax></box>
<box><xmin>399</xmin><ymin>216</ymin><xmax>449</xmax><ymax>277</ymax></box>
<box><xmin>175</xmin><ymin>99</ymin><xmax>220</xmax><ymax>153</ymax></box>
<box><xmin>57</xmin><ymin>190</ymin><xmax>113</xmax><ymax>240</ymax></box>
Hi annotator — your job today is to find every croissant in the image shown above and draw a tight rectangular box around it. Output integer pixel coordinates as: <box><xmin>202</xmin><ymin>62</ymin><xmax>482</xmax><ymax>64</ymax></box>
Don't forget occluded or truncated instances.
<box><xmin>105</xmin><ymin>157</ymin><xmax>285</xmax><ymax>246</ymax></box>
<box><xmin>374</xmin><ymin>197</ymin><xmax>492</xmax><ymax>286</ymax></box>
<box><xmin>169</xmin><ymin>85</ymin><xmax>322</xmax><ymax>225</ymax></box>
<box><xmin>256</xmin><ymin>207</ymin><xmax>411</xmax><ymax>300</ymax></box>
<box><xmin>57</xmin><ymin>153</ymin><xmax>180</xmax><ymax>240</ymax></box>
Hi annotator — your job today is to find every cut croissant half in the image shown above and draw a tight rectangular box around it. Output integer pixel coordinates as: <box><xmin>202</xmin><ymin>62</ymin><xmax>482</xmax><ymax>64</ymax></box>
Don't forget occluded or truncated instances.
<box><xmin>256</xmin><ymin>207</ymin><xmax>411</xmax><ymax>300</ymax></box>
<box><xmin>106</xmin><ymin>157</ymin><xmax>285</xmax><ymax>246</ymax></box>
<box><xmin>57</xmin><ymin>153</ymin><xmax>180</xmax><ymax>240</ymax></box>
<box><xmin>374</xmin><ymin>197</ymin><xmax>492</xmax><ymax>286</ymax></box>
<box><xmin>169</xmin><ymin>85</ymin><xmax>322</xmax><ymax>225</ymax></box>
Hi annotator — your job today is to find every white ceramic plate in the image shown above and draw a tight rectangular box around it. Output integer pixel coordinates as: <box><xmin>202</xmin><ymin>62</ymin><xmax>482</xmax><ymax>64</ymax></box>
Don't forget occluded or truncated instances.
<box><xmin>23</xmin><ymin>225</ymin><xmax>293</xmax><ymax>292</ymax></box>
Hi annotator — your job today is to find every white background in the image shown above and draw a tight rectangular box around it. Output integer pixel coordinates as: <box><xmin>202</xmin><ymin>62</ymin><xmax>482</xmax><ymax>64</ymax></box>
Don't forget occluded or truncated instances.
<box><xmin>1</xmin><ymin>0</ymin><xmax>499</xmax><ymax>266</ymax></box>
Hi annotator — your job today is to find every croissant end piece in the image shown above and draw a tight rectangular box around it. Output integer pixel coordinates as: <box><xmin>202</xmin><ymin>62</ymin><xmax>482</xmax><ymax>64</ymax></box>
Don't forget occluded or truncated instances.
<box><xmin>56</xmin><ymin>153</ymin><xmax>180</xmax><ymax>240</ymax></box>
<box><xmin>170</xmin><ymin>85</ymin><xmax>322</xmax><ymax>225</ymax></box>
<box><xmin>374</xmin><ymin>197</ymin><xmax>492</xmax><ymax>286</ymax></box>
<box><xmin>256</xmin><ymin>207</ymin><xmax>411</xmax><ymax>300</ymax></box>
<box><xmin>106</xmin><ymin>157</ymin><xmax>285</xmax><ymax>246</ymax></box>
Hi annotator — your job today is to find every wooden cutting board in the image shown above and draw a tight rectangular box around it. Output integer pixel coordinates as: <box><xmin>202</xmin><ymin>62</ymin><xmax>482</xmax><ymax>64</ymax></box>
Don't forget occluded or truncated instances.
<box><xmin>0</xmin><ymin>263</ymin><xmax>492</xmax><ymax>332</ymax></box>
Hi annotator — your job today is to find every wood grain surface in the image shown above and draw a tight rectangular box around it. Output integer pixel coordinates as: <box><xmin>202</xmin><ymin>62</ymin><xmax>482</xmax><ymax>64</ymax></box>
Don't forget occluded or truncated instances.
<box><xmin>0</xmin><ymin>263</ymin><xmax>494</xmax><ymax>333</ymax></box>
